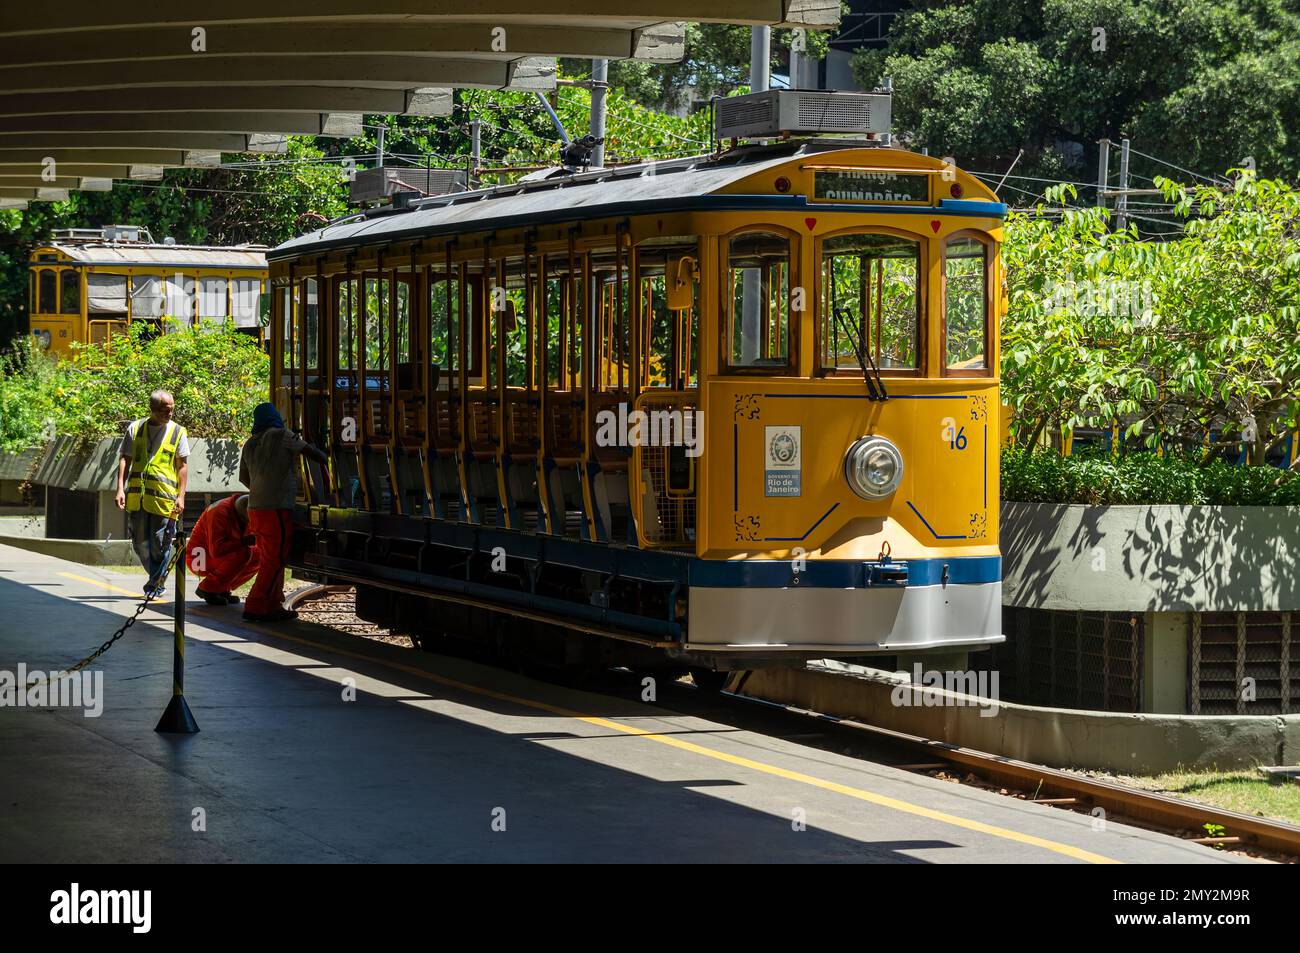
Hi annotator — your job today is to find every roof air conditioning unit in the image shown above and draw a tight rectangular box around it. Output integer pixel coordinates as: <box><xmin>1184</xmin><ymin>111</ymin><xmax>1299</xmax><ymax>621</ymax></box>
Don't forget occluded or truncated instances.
<box><xmin>350</xmin><ymin>166</ymin><xmax>468</xmax><ymax>205</ymax></box>
<box><xmin>714</xmin><ymin>90</ymin><xmax>891</xmax><ymax>141</ymax></box>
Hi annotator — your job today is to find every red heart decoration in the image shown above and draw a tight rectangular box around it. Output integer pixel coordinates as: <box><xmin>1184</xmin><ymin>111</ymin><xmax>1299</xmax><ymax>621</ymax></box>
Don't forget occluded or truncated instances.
<box><xmin>930</xmin><ymin>220</ymin><xmax>941</xmax><ymax>233</ymax></box>
<box><xmin>804</xmin><ymin>217</ymin><xmax>817</xmax><ymax>231</ymax></box>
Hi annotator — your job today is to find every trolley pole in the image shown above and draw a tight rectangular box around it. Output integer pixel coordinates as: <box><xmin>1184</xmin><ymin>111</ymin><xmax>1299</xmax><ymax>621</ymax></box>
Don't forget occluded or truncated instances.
<box><xmin>156</xmin><ymin>527</ymin><xmax>199</xmax><ymax>734</ymax></box>
<box><xmin>470</xmin><ymin>119</ymin><xmax>481</xmax><ymax>188</ymax></box>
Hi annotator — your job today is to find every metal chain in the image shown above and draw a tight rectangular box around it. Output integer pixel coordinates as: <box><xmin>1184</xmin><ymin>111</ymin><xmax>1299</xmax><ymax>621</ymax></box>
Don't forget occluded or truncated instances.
<box><xmin>36</xmin><ymin>539</ymin><xmax>184</xmax><ymax>683</ymax></box>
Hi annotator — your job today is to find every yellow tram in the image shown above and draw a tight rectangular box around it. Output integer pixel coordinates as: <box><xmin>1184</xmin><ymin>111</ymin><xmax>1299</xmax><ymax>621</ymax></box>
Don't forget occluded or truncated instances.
<box><xmin>271</xmin><ymin>133</ymin><xmax>1006</xmax><ymax>677</ymax></box>
<box><xmin>28</xmin><ymin>225</ymin><xmax>269</xmax><ymax>357</ymax></box>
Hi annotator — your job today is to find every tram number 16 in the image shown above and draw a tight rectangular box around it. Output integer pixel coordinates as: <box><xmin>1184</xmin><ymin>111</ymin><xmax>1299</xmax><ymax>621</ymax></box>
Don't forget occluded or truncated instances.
<box><xmin>941</xmin><ymin>417</ymin><xmax>968</xmax><ymax>451</ymax></box>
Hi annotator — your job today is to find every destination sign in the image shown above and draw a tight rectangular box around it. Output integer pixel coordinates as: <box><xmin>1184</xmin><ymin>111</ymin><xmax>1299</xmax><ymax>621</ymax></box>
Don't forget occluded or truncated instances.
<box><xmin>813</xmin><ymin>170</ymin><xmax>930</xmax><ymax>204</ymax></box>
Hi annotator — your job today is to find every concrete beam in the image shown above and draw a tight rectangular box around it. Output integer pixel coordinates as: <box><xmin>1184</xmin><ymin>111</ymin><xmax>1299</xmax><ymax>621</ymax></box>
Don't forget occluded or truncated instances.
<box><xmin>0</xmin><ymin>188</ymin><xmax>69</xmax><ymax>201</ymax></box>
<box><xmin>0</xmin><ymin>199</ymin><xmax>28</xmax><ymax>210</ymax></box>
<box><xmin>0</xmin><ymin>21</ymin><xmax>686</xmax><ymax>65</ymax></box>
<box><xmin>0</xmin><ymin>55</ymin><xmax>556</xmax><ymax>95</ymax></box>
<box><xmin>0</xmin><ymin>133</ymin><xmax>256</xmax><ymax>152</ymax></box>
<box><xmin>0</xmin><ymin>4</ymin><xmax>837</xmax><ymax>34</ymax></box>
<box><xmin>0</xmin><ymin>176</ymin><xmax>96</xmax><ymax>189</ymax></box>
<box><xmin>0</xmin><ymin>149</ymin><xmax>191</xmax><ymax>166</ymax></box>
<box><xmin>0</xmin><ymin>87</ymin><xmax>454</xmax><ymax>119</ymax></box>
<box><xmin>0</xmin><ymin>113</ymin><xmax>338</xmax><ymax>136</ymax></box>
<box><xmin>0</xmin><ymin>164</ymin><xmax>135</xmax><ymax>178</ymax></box>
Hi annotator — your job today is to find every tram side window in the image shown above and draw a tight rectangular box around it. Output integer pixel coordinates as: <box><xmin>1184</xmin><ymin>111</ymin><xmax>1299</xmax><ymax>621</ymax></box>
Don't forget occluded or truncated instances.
<box><xmin>199</xmin><ymin>277</ymin><xmax>228</xmax><ymax>323</ymax></box>
<box><xmin>391</xmin><ymin>275</ymin><xmax>417</xmax><ymax>389</ymax></box>
<box><xmin>638</xmin><ymin>240</ymin><xmax>699</xmax><ymax>388</ymax></box>
<box><xmin>299</xmin><ymin>278</ymin><xmax>319</xmax><ymax>369</ymax></box>
<box><xmin>944</xmin><ymin>237</ymin><xmax>989</xmax><ymax>373</ymax></box>
<box><xmin>280</xmin><ymin>286</ymin><xmax>296</xmax><ymax>372</ymax></box>
<box><xmin>164</xmin><ymin>274</ymin><xmax>195</xmax><ymax>330</ymax></box>
<box><xmin>364</xmin><ymin>277</ymin><xmax>388</xmax><ymax>372</ymax></box>
<box><xmin>59</xmin><ymin>270</ymin><xmax>81</xmax><ymax>315</ymax></box>
<box><xmin>86</xmin><ymin>274</ymin><xmax>128</xmax><ymax>315</ymax></box>
<box><xmin>820</xmin><ymin>232</ymin><xmax>920</xmax><ymax>372</ymax></box>
<box><xmin>726</xmin><ymin>231</ymin><xmax>792</xmax><ymax>370</ymax></box>
<box><xmin>429</xmin><ymin>269</ymin><xmax>474</xmax><ymax>382</ymax></box>
<box><xmin>542</xmin><ymin>256</ymin><xmax>582</xmax><ymax>390</ymax></box>
<box><xmin>231</xmin><ymin>278</ymin><xmax>261</xmax><ymax>328</ymax></box>
<box><xmin>337</xmin><ymin>278</ymin><xmax>358</xmax><ymax>369</ymax></box>
<box><xmin>589</xmin><ymin>250</ymin><xmax>630</xmax><ymax>391</ymax></box>
<box><xmin>491</xmin><ymin>259</ymin><xmax>529</xmax><ymax>389</ymax></box>
<box><xmin>37</xmin><ymin>270</ymin><xmax>56</xmax><ymax>314</ymax></box>
<box><xmin>131</xmin><ymin>275</ymin><xmax>164</xmax><ymax>319</ymax></box>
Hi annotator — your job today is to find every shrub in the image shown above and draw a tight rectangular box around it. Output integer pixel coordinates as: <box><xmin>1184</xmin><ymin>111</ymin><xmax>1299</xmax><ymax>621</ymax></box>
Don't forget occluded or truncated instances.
<box><xmin>1001</xmin><ymin>447</ymin><xmax>1300</xmax><ymax>506</ymax></box>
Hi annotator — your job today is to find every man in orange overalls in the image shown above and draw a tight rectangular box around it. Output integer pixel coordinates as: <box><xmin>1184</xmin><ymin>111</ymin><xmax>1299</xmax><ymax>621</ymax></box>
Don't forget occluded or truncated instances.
<box><xmin>186</xmin><ymin>493</ymin><xmax>259</xmax><ymax>606</ymax></box>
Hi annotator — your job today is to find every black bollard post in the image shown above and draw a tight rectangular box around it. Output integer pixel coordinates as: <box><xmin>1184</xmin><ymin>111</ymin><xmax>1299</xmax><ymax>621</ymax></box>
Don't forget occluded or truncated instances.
<box><xmin>156</xmin><ymin>526</ymin><xmax>199</xmax><ymax>734</ymax></box>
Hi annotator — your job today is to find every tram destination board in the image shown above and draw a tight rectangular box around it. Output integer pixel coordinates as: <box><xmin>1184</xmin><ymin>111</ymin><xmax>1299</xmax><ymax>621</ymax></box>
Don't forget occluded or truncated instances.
<box><xmin>812</xmin><ymin>169</ymin><xmax>930</xmax><ymax>204</ymax></box>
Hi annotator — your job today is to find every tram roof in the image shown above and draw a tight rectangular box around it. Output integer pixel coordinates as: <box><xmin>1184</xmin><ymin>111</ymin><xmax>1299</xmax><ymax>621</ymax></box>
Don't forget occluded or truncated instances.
<box><xmin>31</xmin><ymin>242</ymin><xmax>268</xmax><ymax>270</ymax></box>
<box><xmin>270</xmin><ymin>142</ymin><xmax>1005</xmax><ymax>261</ymax></box>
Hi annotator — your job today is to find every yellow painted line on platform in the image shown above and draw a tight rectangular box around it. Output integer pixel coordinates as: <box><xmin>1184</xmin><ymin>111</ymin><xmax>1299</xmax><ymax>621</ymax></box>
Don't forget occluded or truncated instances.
<box><xmin>59</xmin><ymin>572</ymin><xmax>148</xmax><ymax>600</ymax></box>
<box><xmin>46</xmin><ymin>574</ymin><xmax>1119</xmax><ymax>863</ymax></box>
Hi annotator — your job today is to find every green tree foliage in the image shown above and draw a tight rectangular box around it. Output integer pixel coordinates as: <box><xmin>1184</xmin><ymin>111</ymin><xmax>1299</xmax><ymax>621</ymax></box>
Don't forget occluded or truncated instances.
<box><xmin>852</xmin><ymin>0</ymin><xmax>1300</xmax><ymax>182</ymax></box>
<box><xmin>0</xmin><ymin>323</ymin><xmax>269</xmax><ymax>451</ymax></box>
<box><xmin>1001</xmin><ymin>174</ymin><xmax>1300</xmax><ymax>465</ymax></box>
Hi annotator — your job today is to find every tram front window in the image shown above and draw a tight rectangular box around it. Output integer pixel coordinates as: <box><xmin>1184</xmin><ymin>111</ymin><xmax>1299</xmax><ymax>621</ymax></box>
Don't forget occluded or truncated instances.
<box><xmin>820</xmin><ymin>232</ymin><xmax>920</xmax><ymax>373</ymax></box>
<box><xmin>726</xmin><ymin>231</ymin><xmax>791</xmax><ymax>371</ymax></box>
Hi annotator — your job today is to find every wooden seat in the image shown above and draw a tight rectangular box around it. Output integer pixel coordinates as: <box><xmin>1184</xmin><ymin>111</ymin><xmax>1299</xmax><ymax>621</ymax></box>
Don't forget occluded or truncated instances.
<box><xmin>467</xmin><ymin>392</ymin><xmax>499</xmax><ymax>454</ymax></box>
<box><xmin>506</xmin><ymin>390</ymin><xmax>540</xmax><ymax>456</ymax></box>
<box><xmin>546</xmin><ymin>391</ymin><xmax>585</xmax><ymax>463</ymax></box>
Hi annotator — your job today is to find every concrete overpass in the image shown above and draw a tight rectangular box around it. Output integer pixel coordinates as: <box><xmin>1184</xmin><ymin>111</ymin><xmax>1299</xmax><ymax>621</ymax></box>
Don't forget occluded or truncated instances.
<box><xmin>0</xmin><ymin>2</ymin><xmax>839</xmax><ymax>208</ymax></box>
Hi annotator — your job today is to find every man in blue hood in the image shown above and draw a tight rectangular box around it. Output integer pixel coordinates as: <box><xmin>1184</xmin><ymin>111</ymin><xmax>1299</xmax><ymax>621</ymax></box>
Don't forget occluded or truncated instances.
<box><xmin>238</xmin><ymin>402</ymin><xmax>327</xmax><ymax>622</ymax></box>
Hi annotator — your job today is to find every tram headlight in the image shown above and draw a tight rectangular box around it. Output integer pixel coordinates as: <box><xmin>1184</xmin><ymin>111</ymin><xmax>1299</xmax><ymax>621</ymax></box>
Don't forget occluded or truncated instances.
<box><xmin>33</xmin><ymin>329</ymin><xmax>51</xmax><ymax>350</ymax></box>
<box><xmin>845</xmin><ymin>436</ymin><xmax>903</xmax><ymax>500</ymax></box>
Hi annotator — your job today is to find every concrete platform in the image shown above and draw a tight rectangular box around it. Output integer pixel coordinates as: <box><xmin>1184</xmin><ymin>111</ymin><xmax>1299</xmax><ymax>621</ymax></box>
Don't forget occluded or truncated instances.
<box><xmin>0</xmin><ymin>542</ymin><xmax>1247</xmax><ymax>864</ymax></box>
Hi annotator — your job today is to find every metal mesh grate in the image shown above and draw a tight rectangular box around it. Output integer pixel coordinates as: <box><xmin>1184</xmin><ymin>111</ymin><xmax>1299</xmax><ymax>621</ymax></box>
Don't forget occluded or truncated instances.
<box><xmin>1192</xmin><ymin>611</ymin><xmax>1296</xmax><ymax>715</ymax></box>
<box><xmin>634</xmin><ymin>392</ymin><xmax>698</xmax><ymax>549</ymax></box>
<box><xmin>993</xmin><ymin>608</ymin><xmax>1144</xmax><ymax>712</ymax></box>
<box><xmin>795</xmin><ymin>95</ymin><xmax>874</xmax><ymax>130</ymax></box>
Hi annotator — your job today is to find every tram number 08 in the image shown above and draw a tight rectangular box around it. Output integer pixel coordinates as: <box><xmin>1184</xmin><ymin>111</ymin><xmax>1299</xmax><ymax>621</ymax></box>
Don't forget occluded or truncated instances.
<box><xmin>941</xmin><ymin>417</ymin><xmax>968</xmax><ymax>451</ymax></box>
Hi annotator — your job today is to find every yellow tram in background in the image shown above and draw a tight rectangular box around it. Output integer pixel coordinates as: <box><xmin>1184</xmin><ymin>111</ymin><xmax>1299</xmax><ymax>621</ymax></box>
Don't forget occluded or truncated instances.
<box><xmin>28</xmin><ymin>225</ymin><xmax>269</xmax><ymax>356</ymax></box>
<box><xmin>270</xmin><ymin>110</ymin><xmax>1007</xmax><ymax>680</ymax></box>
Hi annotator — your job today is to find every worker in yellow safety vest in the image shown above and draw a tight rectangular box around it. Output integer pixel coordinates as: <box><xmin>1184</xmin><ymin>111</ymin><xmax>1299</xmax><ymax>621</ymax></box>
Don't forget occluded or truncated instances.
<box><xmin>115</xmin><ymin>389</ymin><xmax>190</xmax><ymax>598</ymax></box>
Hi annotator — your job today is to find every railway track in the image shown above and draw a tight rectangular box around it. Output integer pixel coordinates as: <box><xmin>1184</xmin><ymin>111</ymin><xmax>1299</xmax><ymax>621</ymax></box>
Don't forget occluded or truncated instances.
<box><xmin>286</xmin><ymin>584</ymin><xmax>1300</xmax><ymax>862</ymax></box>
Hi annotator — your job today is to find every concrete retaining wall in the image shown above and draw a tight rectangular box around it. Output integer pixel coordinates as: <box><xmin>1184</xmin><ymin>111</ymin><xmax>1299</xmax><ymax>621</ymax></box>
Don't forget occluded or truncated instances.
<box><xmin>736</xmin><ymin>663</ymin><xmax>1300</xmax><ymax>774</ymax></box>
<box><xmin>31</xmin><ymin>435</ymin><xmax>244</xmax><ymax>494</ymax></box>
<box><xmin>1002</xmin><ymin>502</ymin><xmax>1300</xmax><ymax>612</ymax></box>
<box><xmin>0</xmin><ymin>533</ymin><xmax>135</xmax><ymax>567</ymax></box>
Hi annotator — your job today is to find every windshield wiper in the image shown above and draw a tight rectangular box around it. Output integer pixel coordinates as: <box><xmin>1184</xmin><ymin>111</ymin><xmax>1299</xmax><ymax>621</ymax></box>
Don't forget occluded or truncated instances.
<box><xmin>832</xmin><ymin>306</ymin><xmax>888</xmax><ymax>402</ymax></box>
